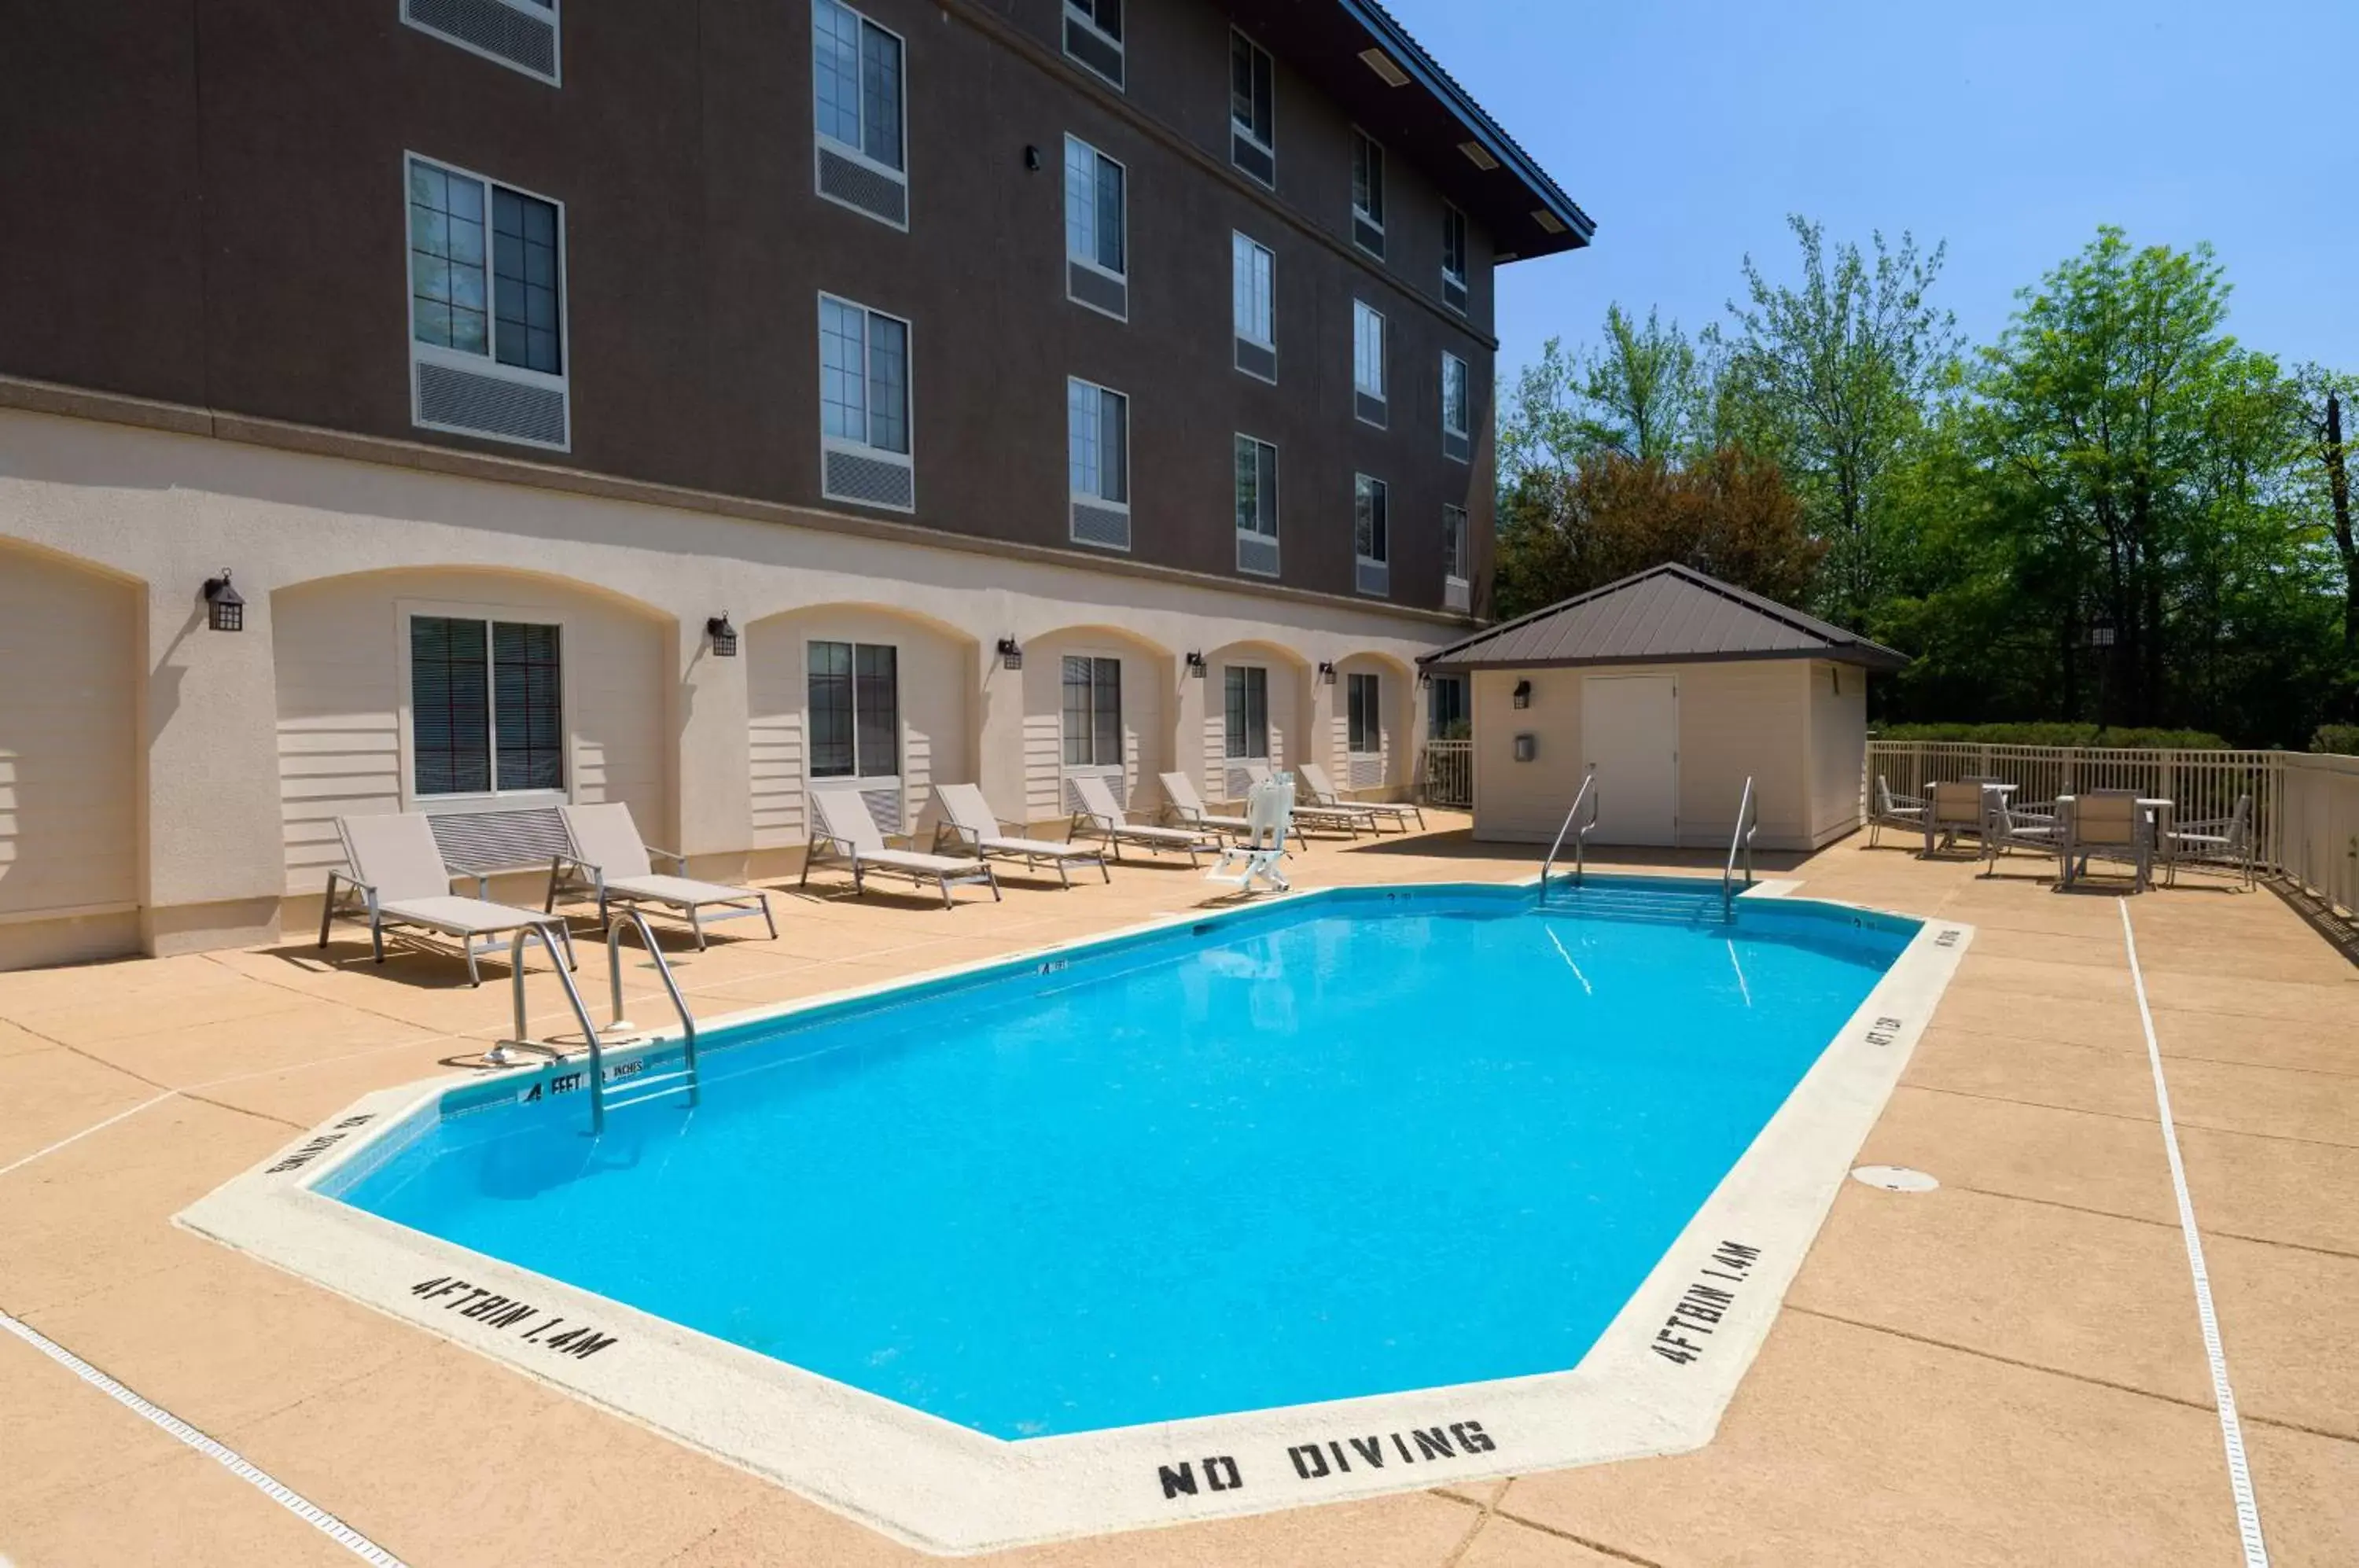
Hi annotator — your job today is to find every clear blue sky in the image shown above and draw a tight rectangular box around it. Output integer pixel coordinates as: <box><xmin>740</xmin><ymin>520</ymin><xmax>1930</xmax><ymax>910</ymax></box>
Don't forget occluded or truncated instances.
<box><xmin>1385</xmin><ymin>0</ymin><xmax>2359</xmax><ymax>388</ymax></box>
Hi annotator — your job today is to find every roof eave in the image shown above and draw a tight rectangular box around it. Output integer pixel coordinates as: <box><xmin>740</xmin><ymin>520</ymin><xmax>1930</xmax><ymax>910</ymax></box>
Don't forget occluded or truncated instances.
<box><xmin>1422</xmin><ymin>646</ymin><xmax>1913</xmax><ymax>675</ymax></box>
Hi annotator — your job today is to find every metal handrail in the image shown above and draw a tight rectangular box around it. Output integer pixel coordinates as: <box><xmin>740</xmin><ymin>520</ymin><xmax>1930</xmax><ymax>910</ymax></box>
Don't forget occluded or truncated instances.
<box><xmin>492</xmin><ymin>924</ymin><xmax>602</xmax><ymax>1075</ymax></box>
<box><xmin>1541</xmin><ymin>768</ymin><xmax>1599</xmax><ymax>888</ymax></box>
<box><xmin>596</xmin><ymin>910</ymin><xmax>701</xmax><ymax>1134</ymax></box>
<box><xmin>1723</xmin><ymin>775</ymin><xmax>1757</xmax><ymax>917</ymax></box>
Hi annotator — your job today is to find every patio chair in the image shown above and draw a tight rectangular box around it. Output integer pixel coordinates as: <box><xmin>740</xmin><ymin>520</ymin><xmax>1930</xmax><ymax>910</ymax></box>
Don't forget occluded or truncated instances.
<box><xmin>1205</xmin><ymin>775</ymin><xmax>1297</xmax><ymax>896</ymax></box>
<box><xmin>2061</xmin><ymin>790</ymin><xmax>2148</xmax><ymax>891</ymax></box>
<box><xmin>1241</xmin><ymin>761</ymin><xmax>1366</xmax><ymax>838</ymax></box>
<box><xmin>1868</xmin><ymin>775</ymin><xmax>1926</xmax><ymax>848</ymax></box>
<box><xmin>549</xmin><ymin>801</ymin><xmax>776</xmax><ymax>948</ymax></box>
<box><xmin>2165</xmin><ymin>793</ymin><xmax>2255</xmax><ymax>889</ymax></box>
<box><xmin>1067</xmin><ymin>772</ymin><xmax>1223</xmax><ymax>865</ymax></box>
<box><xmin>320</xmin><ymin>813</ymin><xmax>577</xmax><ymax>986</ymax></box>
<box><xmin>1919</xmin><ymin>782</ymin><xmax>1986</xmax><ymax>858</ymax></box>
<box><xmin>1160</xmin><ymin>770</ymin><xmax>1305</xmax><ymax>852</ymax></box>
<box><xmin>1296</xmin><ymin>760</ymin><xmax>1423</xmax><ymax>833</ymax></box>
<box><xmin>930</xmin><ymin>782</ymin><xmax>1110</xmax><ymax>889</ymax></box>
<box><xmin>1980</xmin><ymin>796</ymin><xmax>2061</xmax><ymax>877</ymax></box>
<box><xmin>801</xmin><ymin>787</ymin><xmax>999</xmax><ymax>907</ymax></box>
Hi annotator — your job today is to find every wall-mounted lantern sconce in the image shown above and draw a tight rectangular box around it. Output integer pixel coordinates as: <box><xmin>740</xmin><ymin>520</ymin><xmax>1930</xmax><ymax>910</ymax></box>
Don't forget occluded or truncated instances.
<box><xmin>1416</xmin><ymin>666</ymin><xmax>1432</xmax><ymax>687</ymax></box>
<box><xmin>705</xmin><ymin>614</ymin><xmax>738</xmax><ymax>657</ymax></box>
<box><xmin>1024</xmin><ymin>144</ymin><xmax>1043</xmax><ymax>171</ymax></box>
<box><xmin>201</xmin><ymin>570</ymin><xmax>245</xmax><ymax>633</ymax></box>
<box><xmin>1512</xmin><ymin>678</ymin><xmax>1533</xmax><ymax>710</ymax></box>
<box><xmin>996</xmin><ymin>637</ymin><xmax>1024</xmax><ymax>671</ymax></box>
<box><xmin>1514</xmin><ymin>734</ymin><xmax>1537</xmax><ymax>763</ymax></box>
<box><xmin>1185</xmin><ymin>650</ymin><xmax>1209</xmax><ymax>679</ymax></box>
<box><xmin>1317</xmin><ymin>661</ymin><xmax>1338</xmax><ymax>684</ymax></box>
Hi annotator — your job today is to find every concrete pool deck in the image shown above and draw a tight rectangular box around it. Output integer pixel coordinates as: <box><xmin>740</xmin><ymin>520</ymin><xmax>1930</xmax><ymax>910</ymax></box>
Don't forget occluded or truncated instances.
<box><xmin>2</xmin><ymin>820</ymin><xmax>2354</xmax><ymax>1566</ymax></box>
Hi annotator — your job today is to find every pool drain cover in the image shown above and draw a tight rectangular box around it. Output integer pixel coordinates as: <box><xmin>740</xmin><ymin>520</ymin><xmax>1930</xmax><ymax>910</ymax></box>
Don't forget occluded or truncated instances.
<box><xmin>1850</xmin><ymin>1165</ymin><xmax>1939</xmax><ymax>1193</ymax></box>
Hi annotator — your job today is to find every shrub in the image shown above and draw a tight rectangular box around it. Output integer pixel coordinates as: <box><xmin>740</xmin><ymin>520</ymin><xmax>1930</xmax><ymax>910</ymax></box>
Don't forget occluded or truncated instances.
<box><xmin>1872</xmin><ymin>722</ymin><xmax>2232</xmax><ymax>749</ymax></box>
<box><xmin>2312</xmin><ymin>724</ymin><xmax>2359</xmax><ymax>756</ymax></box>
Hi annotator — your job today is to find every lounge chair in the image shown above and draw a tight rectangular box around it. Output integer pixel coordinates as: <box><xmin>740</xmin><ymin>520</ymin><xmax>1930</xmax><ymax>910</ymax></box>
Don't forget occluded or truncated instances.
<box><xmin>1067</xmin><ymin>773</ymin><xmax>1223</xmax><ymax>865</ymax></box>
<box><xmin>549</xmin><ymin>801</ymin><xmax>777</xmax><ymax>948</ymax></box>
<box><xmin>1205</xmin><ymin>776</ymin><xmax>1297</xmax><ymax>896</ymax></box>
<box><xmin>1240</xmin><ymin>761</ymin><xmax>1367</xmax><ymax>838</ymax></box>
<box><xmin>1868</xmin><ymin>775</ymin><xmax>1926</xmax><ymax>848</ymax></box>
<box><xmin>1296</xmin><ymin>760</ymin><xmax>1423</xmax><ymax>833</ymax></box>
<box><xmin>2061</xmin><ymin>790</ymin><xmax>2148</xmax><ymax>890</ymax></box>
<box><xmin>319</xmin><ymin>813</ymin><xmax>576</xmax><ymax>986</ymax></box>
<box><xmin>930</xmin><ymin>782</ymin><xmax>1110</xmax><ymax>888</ymax></box>
<box><xmin>2165</xmin><ymin>793</ymin><xmax>2254</xmax><ymax>889</ymax></box>
<box><xmin>801</xmin><ymin>787</ymin><xmax>999</xmax><ymax>907</ymax></box>
<box><xmin>1919</xmin><ymin>781</ymin><xmax>1986</xmax><ymax>858</ymax></box>
<box><xmin>1160</xmin><ymin>770</ymin><xmax>1305</xmax><ymax>851</ymax></box>
<box><xmin>1980</xmin><ymin>796</ymin><xmax>2060</xmax><ymax>876</ymax></box>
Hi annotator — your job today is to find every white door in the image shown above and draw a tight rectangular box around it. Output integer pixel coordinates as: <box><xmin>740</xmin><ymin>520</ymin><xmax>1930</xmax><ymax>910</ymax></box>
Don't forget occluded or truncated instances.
<box><xmin>1583</xmin><ymin>675</ymin><xmax>1678</xmax><ymax>845</ymax></box>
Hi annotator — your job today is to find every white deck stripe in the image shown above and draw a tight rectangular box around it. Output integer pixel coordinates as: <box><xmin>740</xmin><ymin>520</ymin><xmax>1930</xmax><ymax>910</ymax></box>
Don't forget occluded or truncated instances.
<box><xmin>0</xmin><ymin>1091</ymin><xmax>177</xmax><ymax>1180</ymax></box>
<box><xmin>2117</xmin><ymin>900</ymin><xmax>2269</xmax><ymax>1566</ymax></box>
<box><xmin>0</xmin><ymin>1309</ymin><xmax>407</xmax><ymax>1566</ymax></box>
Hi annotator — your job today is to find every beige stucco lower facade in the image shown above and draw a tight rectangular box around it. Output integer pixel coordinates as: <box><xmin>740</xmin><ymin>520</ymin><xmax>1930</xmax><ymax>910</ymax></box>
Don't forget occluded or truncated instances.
<box><xmin>0</xmin><ymin>407</ymin><xmax>1448</xmax><ymax>970</ymax></box>
<box><xmin>1467</xmin><ymin>657</ymin><xmax>1868</xmax><ymax>851</ymax></box>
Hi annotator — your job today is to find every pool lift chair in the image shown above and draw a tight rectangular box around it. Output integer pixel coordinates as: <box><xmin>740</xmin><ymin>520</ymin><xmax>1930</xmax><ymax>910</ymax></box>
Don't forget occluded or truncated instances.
<box><xmin>1204</xmin><ymin>776</ymin><xmax>1297</xmax><ymax>896</ymax></box>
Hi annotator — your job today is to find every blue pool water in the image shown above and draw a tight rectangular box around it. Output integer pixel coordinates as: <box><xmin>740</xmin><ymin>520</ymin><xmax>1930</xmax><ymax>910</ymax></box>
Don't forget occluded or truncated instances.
<box><xmin>331</xmin><ymin>883</ymin><xmax>1913</xmax><ymax>1439</ymax></box>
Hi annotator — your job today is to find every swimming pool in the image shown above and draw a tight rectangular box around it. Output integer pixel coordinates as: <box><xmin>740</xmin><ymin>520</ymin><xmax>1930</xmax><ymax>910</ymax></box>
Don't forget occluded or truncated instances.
<box><xmin>186</xmin><ymin>878</ymin><xmax>1971</xmax><ymax>1551</ymax></box>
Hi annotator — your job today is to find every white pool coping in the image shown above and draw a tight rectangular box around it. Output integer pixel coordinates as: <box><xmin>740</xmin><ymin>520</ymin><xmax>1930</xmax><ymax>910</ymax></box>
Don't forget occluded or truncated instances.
<box><xmin>178</xmin><ymin>878</ymin><xmax>1973</xmax><ymax>1555</ymax></box>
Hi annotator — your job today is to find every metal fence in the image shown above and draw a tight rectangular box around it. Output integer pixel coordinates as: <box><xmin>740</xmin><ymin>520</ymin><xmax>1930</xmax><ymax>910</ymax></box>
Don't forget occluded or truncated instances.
<box><xmin>1865</xmin><ymin>741</ymin><xmax>2359</xmax><ymax>919</ymax></box>
<box><xmin>1419</xmin><ymin>740</ymin><xmax>1473</xmax><ymax>808</ymax></box>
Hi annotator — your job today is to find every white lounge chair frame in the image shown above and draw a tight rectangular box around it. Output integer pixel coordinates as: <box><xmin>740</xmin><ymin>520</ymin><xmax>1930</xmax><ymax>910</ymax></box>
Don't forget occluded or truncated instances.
<box><xmin>801</xmin><ymin>787</ymin><xmax>999</xmax><ymax>908</ymax></box>
<box><xmin>320</xmin><ymin>813</ymin><xmax>577</xmax><ymax>986</ymax></box>
<box><xmin>1066</xmin><ymin>773</ymin><xmax>1222</xmax><ymax>865</ymax></box>
<box><xmin>930</xmin><ymin>783</ymin><xmax>1110</xmax><ymax>888</ymax></box>
<box><xmin>1296</xmin><ymin>760</ymin><xmax>1423</xmax><ymax>833</ymax></box>
<box><xmin>548</xmin><ymin>801</ymin><xmax>777</xmax><ymax>948</ymax></box>
<box><xmin>1868</xmin><ymin>775</ymin><xmax>1926</xmax><ymax>848</ymax></box>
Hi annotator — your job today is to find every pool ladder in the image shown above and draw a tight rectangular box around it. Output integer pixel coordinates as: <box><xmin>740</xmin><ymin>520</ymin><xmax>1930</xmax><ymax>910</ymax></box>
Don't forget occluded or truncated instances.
<box><xmin>491</xmin><ymin>910</ymin><xmax>701</xmax><ymax>1134</ymax></box>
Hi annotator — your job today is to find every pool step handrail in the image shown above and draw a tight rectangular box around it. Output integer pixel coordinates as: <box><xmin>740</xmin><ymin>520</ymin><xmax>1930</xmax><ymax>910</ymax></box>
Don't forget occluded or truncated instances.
<box><xmin>1541</xmin><ymin>768</ymin><xmax>1599</xmax><ymax>889</ymax></box>
<box><xmin>1722</xmin><ymin>776</ymin><xmax>1758</xmax><ymax>918</ymax></box>
<box><xmin>591</xmin><ymin>909</ymin><xmax>701</xmax><ymax>1132</ymax></box>
<box><xmin>490</xmin><ymin>924</ymin><xmax>604</xmax><ymax>1074</ymax></box>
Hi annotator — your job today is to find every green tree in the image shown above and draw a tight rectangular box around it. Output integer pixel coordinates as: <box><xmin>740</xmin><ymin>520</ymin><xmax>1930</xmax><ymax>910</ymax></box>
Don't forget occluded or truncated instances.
<box><xmin>1708</xmin><ymin>218</ymin><xmax>1960</xmax><ymax>631</ymax></box>
<box><xmin>1499</xmin><ymin>307</ymin><xmax>1704</xmax><ymax>482</ymax></box>
<box><xmin>2293</xmin><ymin>365</ymin><xmax>2359</xmax><ymax>696</ymax></box>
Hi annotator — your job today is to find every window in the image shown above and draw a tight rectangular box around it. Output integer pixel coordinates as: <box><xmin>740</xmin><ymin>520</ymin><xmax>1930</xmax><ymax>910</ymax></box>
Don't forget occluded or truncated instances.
<box><xmin>407</xmin><ymin>156</ymin><xmax>569</xmax><ymax>448</ymax></box>
<box><xmin>1444</xmin><ymin>502</ymin><xmax>1471</xmax><ymax>612</ymax></box>
<box><xmin>1352</xmin><ymin>300</ymin><xmax>1386</xmax><ymax>425</ymax></box>
<box><xmin>1428</xmin><ymin>674</ymin><xmax>1469</xmax><ymax>740</ymax></box>
<box><xmin>1231</xmin><ymin>232</ymin><xmax>1275</xmax><ymax>380</ymax></box>
<box><xmin>1350</xmin><ymin>131</ymin><xmax>1385</xmax><ymax>257</ymax></box>
<box><xmin>812</xmin><ymin>0</ymin><xmax>907</xmax><ymax>226</ymax></box>
<box><xmin>1064</xmin><ymin>136</ymin><xmax>1128</xmax><ymax>319</ymax></box>
<box><xmin>1235</xmin><ymin>433</ymin><xmax>1279</xmax><ymax>576</ymax></box>
<box><xmin>409</xmin><ymin>615</ymin><xmax>563</xmax><ymax>797</ymax></box>
<box><xmin>1061</xmin><ymin>656</ymin><xmax>1124</xmax><ymax>767</ymax></box>
<box><xmin>1441</xmin><ymin>205</ymin><xmax>1469</xmax><ymax>313</ymax></box>
<box><xmin>1068</xmin><ymin>378</ymin><xmax>1128</xmax><ymax>506</ymax></box>
<box><xmin>818</xmin><ymin>294</ymin><xmax>914</xmax><ymax>508</ymax></box>
<box><xmin>399</xmin><ymin>0</ymin><xmax>560</xmax><ymax>87</ymax></box>
<box><xmin>1224</xmin><ymin>665</ymin><xmax>1269</xmax><ymax>759</ymax></box>
<box><xmin>1347</xmin><ymin>672</ymin><xmax>1382</xmax><ymax>756</ymax></box>
<box><xmin>1441</xmin><ymin>352</ymin><xmax>1471</xmax><ymax>462</ymax></box>
<box><xmin>808</xmin><ymin>640</ymin><xmax>899</xmax><ymax>779</ymax></box>
<box><xmin>1229</xmin><ymin>31</ymin><xmax>1275</xmax><ymax>186</ymax></box>
<box><xmin>1354</xmin><ymin>473</ymin><xmax>1389</xmax><ymax>594</ymax></box>
<box><xmin>1063</xmin><ymin>0</ymin><xmax>1124</xmax><ymax>88</ymax></box>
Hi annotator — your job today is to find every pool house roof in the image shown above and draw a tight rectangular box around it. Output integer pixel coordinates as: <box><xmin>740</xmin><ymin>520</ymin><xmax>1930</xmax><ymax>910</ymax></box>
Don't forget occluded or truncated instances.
<box><xmin>1419</xmin><ymin>563</ymin><xmax>1912</xmax><ymax>674</ymax></box>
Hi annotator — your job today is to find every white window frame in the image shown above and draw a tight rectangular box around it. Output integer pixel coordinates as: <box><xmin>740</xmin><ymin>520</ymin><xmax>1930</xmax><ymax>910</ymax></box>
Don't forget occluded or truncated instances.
<box><xmin>1444</xmin><ymin>502</ymin><xmax>1471</xmax><ymax>587</ymax></box>
<box><xmin>811</xmin><ymin>0</ymin><xmax>911</xmax><ymax>226</ymax></box>
<box><xmin>400</xmin><ymin>0</ymin><xmax>562</xmax><ymax>87</ymax></box>
<box><xmin>1350</xmin><ymin>128</ymin><xmax>1386</xmax><ymax>257</ymax></box>
<box><xmin>404</xmin><ymin>152</ymin><xmax>572</xmax><ymax>451</ymax></box>
<box><xmin>1224</xmin><ymin>664</ymin><xmax>1271</xmax><ymax>760</ymax></box>
<box><xmin>1062</xmin><ymin>0</ymin><xmax>1124</xmax><ymax>90</ymax></box>
<box><xmin>1354</xmin><ymin>473</ymin><xmax>1390</xmax><ymax>566</ymax></box>
<box><xmin>1441</xmin><ymin>203</ymin><xmax>1470</xmax><ymax>313</ymax></box>
<box><xmin>1060</xmin><ymin>653</ymin><xmax>1127</xmax><ymax>771</ymax></box>
<box><xmin>1352</xmin><ymin>299</ymin><xmax>1386</xmax><ymax>414</ymax></box>
<box><xmin>816</xmin><ymin>292</ymin><xmax>916</xmax><ymax>509</ymax></box>
<box><xmin>1064</xmin><ymin>134</ymin><xmax>1128</xmax><ymax>315</ymax></box>
<box><xmin>1231</xmin><ymin>231</ymin><xmax>1275</xmax><ymax>377</ymax></box>
<box><xmin>1235</xmin><ymin>432</ymin><xmax>1279</xmax><ymax>575</ymax></box>
<box><xmin>394</xmin><ymin>596</ymin><xmax>574</xmax><ymax>813</ymax></box>
<box><xmin>1068</xmin><ymin>376</ymin><xmax>1130</xmax><ymax>512</ymax></box>
<box><xmin>1346</xmin><ymin>671</ymin><xmax>1382</xmax><ymax>758</ymax></box>
<box><xmin>1229</xmin><ymin>28</ymin><xmax>1276</xmax><ymax>186</ymax></box>
<box><xmin>804</xmin><ymin>637</ymin><xmax>903</xmax><ymax>788</ymax></box>
<box><xmin>1442</xmin><ymin>351</ymin><xmax>1471</xmax><ymax>461</ymax></box>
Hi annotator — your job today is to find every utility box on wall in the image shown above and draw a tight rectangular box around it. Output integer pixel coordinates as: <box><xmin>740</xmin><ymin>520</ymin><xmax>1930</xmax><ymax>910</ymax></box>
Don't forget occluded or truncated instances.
<box><xmin>1514</xmin><ymin>733</ymin><xmax>1536</xmax><ymax>763</ymax></box>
